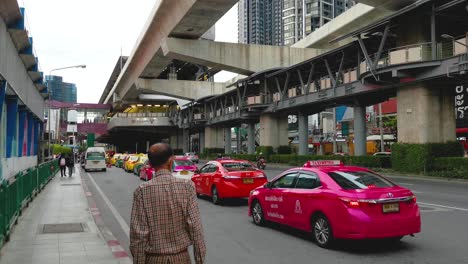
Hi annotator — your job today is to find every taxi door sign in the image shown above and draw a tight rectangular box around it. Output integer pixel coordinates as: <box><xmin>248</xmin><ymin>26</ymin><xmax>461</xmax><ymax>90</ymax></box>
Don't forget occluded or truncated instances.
<box><xmin>295</xmin><ymin>200</ymin><xmax>302</xmax><ymax>214</ymax></box>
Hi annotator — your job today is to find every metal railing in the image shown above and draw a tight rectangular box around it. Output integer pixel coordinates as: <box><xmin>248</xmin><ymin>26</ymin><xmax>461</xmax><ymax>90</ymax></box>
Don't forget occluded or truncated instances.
<box><xmin>115</xmin><ymin>112</ymin><xmax>168</xmax><ymax>118</ymax></box>
<box><xmin>0</xmin><ymin>159</ymin><xmax>58</xmax><ymax>248</ymax></box>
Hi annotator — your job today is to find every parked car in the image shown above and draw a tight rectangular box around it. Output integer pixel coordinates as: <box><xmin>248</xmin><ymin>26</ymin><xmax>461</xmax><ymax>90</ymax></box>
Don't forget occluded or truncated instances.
<box><xmin>110</xmin><ymin>153</ymin><xmax>122</xmax><ymax>166</ymax></box>
<box><xmin>248</xmin><ymin>160</ymin><xmax>421</xmax><ymax>248</ymax></box>
<box><xmin>184</xmin><ymin>152</ymin><xmax>199</xmax><ymax>163</ymax></box>
<box><xmin>133</xmin><ymin>156</ymin><xmax>148</xmax><ymax>175</ymax></box>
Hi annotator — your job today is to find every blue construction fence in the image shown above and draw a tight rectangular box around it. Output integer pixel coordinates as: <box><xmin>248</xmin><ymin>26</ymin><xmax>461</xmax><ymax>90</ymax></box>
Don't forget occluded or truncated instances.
<box><xmin>0</xmin><ymin>159</ymin><xmax>59</xmax><ymax>248</ymax></box>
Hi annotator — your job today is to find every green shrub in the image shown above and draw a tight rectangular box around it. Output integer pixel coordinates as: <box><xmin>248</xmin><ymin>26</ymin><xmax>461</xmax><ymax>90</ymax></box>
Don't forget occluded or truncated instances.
<box><xmin>203</xmin><ymin>148</ymin><xmax>225</xmax><ymax>156</ymax></box>
<box><xmin>427</xmin><ymin>169</ymin><xmax>468</xmax><ymax>179</ymax></box>
<box><xmin>392</xmin><ymin>142</ymin><xmax>463</xmax><ymax>173</ymax></box>
<box><xmin>345</xmin><ymin>156</ymin><xmax>383</xmax><ymax>168</ymax></box>
<box><xmin>432</xmin><ymin>157</ymin><xmax>468</xmax><ymax>170</ymax></box>
<box><xmin>257</xmin><ymin>146</ymin><xmax>274</xmax><ymax>157</ymax></box>
<box><xmin>230</xmin><ymin>154</ymin><xmax>257</xmax><ymax>161</ymax></box>
<box><xmin>52</xmin><ymin>144</ymin><xmax>72</xmax><ymax>155</ymax></box>
<box><xmin>277</xmin><ymin>145</ymin><xmax>292</xmax><ymax>154</ymax></box>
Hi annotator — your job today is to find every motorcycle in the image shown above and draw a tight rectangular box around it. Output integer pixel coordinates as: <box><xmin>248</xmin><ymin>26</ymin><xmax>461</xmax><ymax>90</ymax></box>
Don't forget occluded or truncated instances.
<box><xmin>257</xmin><ymin>158</ymin><xmax>266</xmax><ymax>170</ymax></box>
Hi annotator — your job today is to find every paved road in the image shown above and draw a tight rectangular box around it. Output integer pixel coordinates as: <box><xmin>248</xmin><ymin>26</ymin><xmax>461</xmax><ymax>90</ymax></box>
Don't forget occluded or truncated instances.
<box><xmin>82</xmin><ymin>165</ymin><xmax>468</xmax><ymax>264</ymax></box>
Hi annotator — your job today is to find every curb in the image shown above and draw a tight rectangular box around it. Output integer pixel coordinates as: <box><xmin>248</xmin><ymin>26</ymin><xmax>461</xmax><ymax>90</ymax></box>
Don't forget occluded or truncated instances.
<box><xmin>80</xmin><ymin>171</ymin><xmax>132</xmax><ymax>264</ymax></box>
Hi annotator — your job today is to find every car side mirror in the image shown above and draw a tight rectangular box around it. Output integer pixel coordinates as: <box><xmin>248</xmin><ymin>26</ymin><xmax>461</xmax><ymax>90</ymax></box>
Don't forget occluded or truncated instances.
<box><xmin>194</xmin><ymin>169</ymin><xmax>200</xmax><ymax>174</ymax></box>
<box><xmin>265</xmin><ymin>182</ymin><xmax>272</xmax><ymax>189</ymax></box>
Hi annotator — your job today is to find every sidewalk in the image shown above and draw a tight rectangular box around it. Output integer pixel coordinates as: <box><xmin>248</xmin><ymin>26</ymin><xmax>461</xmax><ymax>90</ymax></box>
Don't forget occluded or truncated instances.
<box><xmin>0</xmin><ymin>166</ymin><xmax>130</xmax><ymax>264</ymax></box>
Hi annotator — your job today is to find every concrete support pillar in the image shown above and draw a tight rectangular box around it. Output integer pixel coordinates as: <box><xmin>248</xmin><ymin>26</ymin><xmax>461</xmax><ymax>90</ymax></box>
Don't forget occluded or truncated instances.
<box><xmin>225</xmin><ymin>127</ymin><xmax>232</xmax><ymax>154</ymax></box>
<box><xmin>259</xmin><ymin>114</ymin><xmax>288</xmax><ymax>149</ymax></box>
<box><xmin>247</xmin><ymin>122</ymin><xmax>256</xmax><ymax>154</ymax></box>
<box><xmin>199</xmin><ymin>129</ymin><xmax>205</xmax><ymax>154</ymax></box>
<box><xmin>146</xmin><ymin>141</ymin><xmax>150</xmax><ymax>153</ymax></box>
<box><xmin>354</xmin><ymin>105</ymin><xmax>367</xmax><ymax>156</ymax></box>
<box><xmin>183</xmin><ymin>129</ymin><xmax>189</xmax><ymax>153</ymax></box>
<box><xmin>170</xmin><ymin>129</ymin><xmax>184</xmax><ymax>150</ymax></box>
<box><xmin>397</xmin><ymin>84</ymin><xmax>456</xmax><ymax>143</ymax></box>
<box><xmin>298</xmin><ymin>112</ymin><xmax>308</xmax><ymax>155</ymax></box>
<box><xmin>236</xmin><ymin>127</ymin><xmax>241</xmax><ymax>154</ymax></box>
<box><xmin>204</xmin><ymin>127</ymin><xmax>224</xmax><ymax>149</ymax></box>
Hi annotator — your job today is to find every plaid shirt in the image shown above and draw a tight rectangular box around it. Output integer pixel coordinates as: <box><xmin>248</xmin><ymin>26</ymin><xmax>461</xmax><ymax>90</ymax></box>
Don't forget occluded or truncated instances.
<box><xmin>130</xmin><ymin>169</ymin><xmax>206</xmax><ymax>264</ymax></box>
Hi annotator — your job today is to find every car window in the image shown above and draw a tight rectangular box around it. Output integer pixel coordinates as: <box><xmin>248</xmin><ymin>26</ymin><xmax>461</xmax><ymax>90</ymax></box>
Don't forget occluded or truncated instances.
<box><xmin>209</xmin><ymin>164</ymin><xmax>219</xmax><ymax>173</ymax></box>
<box><xmin>87</xmin><ymin>152</ymin><xmax>105</xmax><ymax>159</ymax></box>
<box><xmin>295</xmin><ymin>173</ymin><xmax>321</xmax><ymax>189</ymax></box>
<box><xmin>222</xmin><ymin>162</ymin><xmax>255</xmax><ymax>171</ymax></box>
<box><xmin>328</xmin><ymin>171</ymin><xmax>395</xmax><ymax>190</ymax></box>
<box><xmin>272</xmin><ymin>173</ymin><xmax>297</xmax><ymax>188</ymax></box>
<box><xmin>174</xmin><ymin>160</ymin><xmax>194</xmax><ymax>167</ymax></box>
<box><xmin>200</xmin><ymin>164</ymin><xmax>211</xmax><ymax>173</ymax></box>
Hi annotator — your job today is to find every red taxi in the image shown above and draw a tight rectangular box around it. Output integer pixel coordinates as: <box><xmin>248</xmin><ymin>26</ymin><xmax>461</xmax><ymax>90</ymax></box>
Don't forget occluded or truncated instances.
<box><xmin>248</xmin><ymin>160</ymin><xmax>421</xmax><ymax>248</ymax></box>
<box><xmin>192</xmin><ymin>159</ymin><xmax>267</xmax><ymax>205</ymax></box>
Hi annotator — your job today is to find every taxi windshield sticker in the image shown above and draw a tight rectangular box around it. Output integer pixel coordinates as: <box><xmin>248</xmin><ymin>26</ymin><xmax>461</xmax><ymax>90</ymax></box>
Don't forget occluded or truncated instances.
<box><xmin>295</xmin><ymin>200</ymin><xmax>302</xmax><ymax>214</ymax></box>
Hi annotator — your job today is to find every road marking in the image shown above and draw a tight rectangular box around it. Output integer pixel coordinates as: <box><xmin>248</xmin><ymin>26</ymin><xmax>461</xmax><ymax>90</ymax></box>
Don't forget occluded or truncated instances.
<box><xmin>418</xmin><ymin>202</ymin><xmax>468</xmax><ymax>212</ymax></box>
<box><xmin>87</xmin><ymin>172</ymin><xmax>130</xmax><ymax>239</ymax></box>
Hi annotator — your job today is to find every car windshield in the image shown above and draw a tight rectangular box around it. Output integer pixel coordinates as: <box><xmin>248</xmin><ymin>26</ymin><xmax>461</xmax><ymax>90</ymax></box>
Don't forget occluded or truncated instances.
<box><xmin>222</xmin><ymin>162</ymin><xmax>255</xmax><ymax>171</ymax></box>
<box><xmin>328</xmin><ymin>170</ymin><xmax>395</xmax><ymax>190</ymax></box>
<box><xmin>129</xmin><ymin>156</ymin><xmax>139</xmax><ymax>162</ymax></box>
<box><xmin>140</xmin><ymin>157</ymin><xmax>148</xmax><ymax>163</ymax></box>
<box><xmin>174</xmin><ymin>160</ymin><xmax>193</xmax><ymax>166</ymax></box>
<box><xmin>87</xmin><ymin>152</ymin><xmax>105</xmax><ymax>158</ymax></box>
<box><xmin>114</xmin><ymin>154</ymin><xmax>120</xmax><ymax>159</ymax></box>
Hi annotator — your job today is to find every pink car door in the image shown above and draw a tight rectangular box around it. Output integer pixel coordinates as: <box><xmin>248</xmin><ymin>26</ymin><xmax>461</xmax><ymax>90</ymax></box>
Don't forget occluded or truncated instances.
<box><xmin>285</xmin><ymin>171</ymin><xmax>322</xmax><ymax>231</ymax></box>
<box><xmin>262</xmin><ymin>172</ymin><xmax>298</xmax><ymax>225</ymax></box>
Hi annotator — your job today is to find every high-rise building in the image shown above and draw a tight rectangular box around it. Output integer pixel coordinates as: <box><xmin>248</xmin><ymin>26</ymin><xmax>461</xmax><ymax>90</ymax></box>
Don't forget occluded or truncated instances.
<box><xmin>238</xmin><ymin>0</ymin><xmax>283</xmax><ymax>45</ymax></box>
<box><xmin>45</xmin><ymin>75</ymin><xmax>77</xmax><ymax>103</ymax></box>
<box><xmin>283</xmin><ymin>0</ymin><xmax>354</xmax><ymax>45</ymax></box>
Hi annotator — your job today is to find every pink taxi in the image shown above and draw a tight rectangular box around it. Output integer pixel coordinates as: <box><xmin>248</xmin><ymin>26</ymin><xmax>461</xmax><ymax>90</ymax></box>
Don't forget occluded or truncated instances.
<box><xmin>139</xmin><ymin>157</ymin><xmax>197</xmax><ymax>181</ymax></box>
<box><xmin>248</xmin><ymin>160</ymin><xmax>421</xmax><ymax>248</ymax></box>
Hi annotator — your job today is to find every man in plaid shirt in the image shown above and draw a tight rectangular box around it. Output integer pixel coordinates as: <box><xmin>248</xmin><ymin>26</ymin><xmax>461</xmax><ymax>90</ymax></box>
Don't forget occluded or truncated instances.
<box><xmin>130</xmin><ymin>143</ymin><xmax>206</xmax><ymax>264</ymax></box>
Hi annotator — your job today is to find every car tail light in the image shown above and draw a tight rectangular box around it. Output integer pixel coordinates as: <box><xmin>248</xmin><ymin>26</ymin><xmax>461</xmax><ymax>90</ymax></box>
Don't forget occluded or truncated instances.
<box><xmin>405</xmin><ymin>195</ymin><xmax>417</xmax><ymax>204</ymax></box>
<box><xmin>339</xmin><ymin>197</ymin><xmax>375</xmax><ymax>208</ymax></box>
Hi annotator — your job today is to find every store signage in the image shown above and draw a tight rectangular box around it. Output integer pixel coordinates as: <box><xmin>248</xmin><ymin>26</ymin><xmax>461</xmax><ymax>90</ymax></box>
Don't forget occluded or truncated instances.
<box><xmin>455</xmin><ymin>85</ymin><xmax>468</xmax><ymax>119</ymax></box>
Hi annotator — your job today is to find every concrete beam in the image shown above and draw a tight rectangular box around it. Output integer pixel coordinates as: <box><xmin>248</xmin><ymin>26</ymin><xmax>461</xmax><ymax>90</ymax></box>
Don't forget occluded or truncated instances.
<box><xmin>355</xmin><ymin>0</ymin><xmax>417</xmax><ymax>10</ymax></box>
<box><xmin>162</xmin><ymin>38</ymin><xmax>321</xmax><ymax>75</ymax></box>
<box><xmin>0</xmin><ymin>14</ymin><xmax>44</xmax><ymax>120</ymax></box>
<box><xmin>135</xmin><ymin>79</ymin><xmax>228</xmax><ymax>101</ymax></box>
<box><xmin>0</xmin><ymin>0</ymin><xmax>22</xmax><ymax>25</ymax></box>
<box><xmin>293</xmin><ymin>4</ymin><xmax>393</xmax><ymax>49</ymax></box>
<box><xmin>103</xmin><ymin>0</ymin><xmax>238</xmax><ymax>104</ymax></box>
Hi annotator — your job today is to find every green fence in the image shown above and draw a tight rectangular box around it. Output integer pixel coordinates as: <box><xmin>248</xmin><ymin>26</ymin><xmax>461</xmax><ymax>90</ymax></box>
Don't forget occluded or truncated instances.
<box><xmin>0</xmin><ymin>159</ymin><xmax>59</xmax><ymax>248</ymax></box>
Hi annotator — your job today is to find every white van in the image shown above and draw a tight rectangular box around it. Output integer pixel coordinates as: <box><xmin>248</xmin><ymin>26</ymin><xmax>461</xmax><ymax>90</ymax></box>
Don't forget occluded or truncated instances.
<box><xmin>84</xmin><ymin>147</ymin><xmax>107</xmax><ymax>172</ymax></box>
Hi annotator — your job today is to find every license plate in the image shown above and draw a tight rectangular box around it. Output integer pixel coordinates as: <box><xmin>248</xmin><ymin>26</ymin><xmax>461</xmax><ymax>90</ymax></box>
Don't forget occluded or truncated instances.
<box><xmin>243</xmin><ymin>178</ymin><xmax>254</xmax><ymax>184</ymax></box>
<box><xmin>93</xmin><ymin>161</ymin><xmax>99</xmax><ymax>164</ymax></box>
<box><xmin>180</xmin><ymin>171</ymin><xmax>188</xmax><ymax>175</ymax></box>
<box><xmin>382</xmin><ymin>203</ymin><xmax>399</xmax><ymax>213</ymax></box>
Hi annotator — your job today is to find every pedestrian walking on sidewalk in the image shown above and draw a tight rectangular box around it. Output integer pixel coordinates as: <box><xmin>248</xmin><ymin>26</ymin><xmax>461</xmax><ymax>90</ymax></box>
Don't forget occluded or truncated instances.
<box><xmin>59</xmin><ymin>153</ymin><xmax>66</xmax><ymax>177</ymax></box>
<box><xmin>65</xmin><ymin>154</ymin><xmax>74</xmax><ymax>177</ymax></box>
<box><xmin>130</xmin><ymin>143</ymin><xmax>206</xmax><ymax>264</ymax></box>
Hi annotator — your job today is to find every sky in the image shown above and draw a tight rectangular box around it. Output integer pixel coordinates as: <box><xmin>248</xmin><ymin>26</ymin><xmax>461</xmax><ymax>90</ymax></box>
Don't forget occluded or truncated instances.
<box><xmin>20</xmin><ymin>0</ymin><xmax>238</xmax><ymax>103</ymax></box>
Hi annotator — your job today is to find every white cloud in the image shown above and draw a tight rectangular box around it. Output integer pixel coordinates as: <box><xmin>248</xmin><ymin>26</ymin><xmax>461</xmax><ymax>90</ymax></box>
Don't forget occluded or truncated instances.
<box><xmin>21</xmin><ymin>0</ymin><xmax>238</xmax><ymax>103</ymax></box>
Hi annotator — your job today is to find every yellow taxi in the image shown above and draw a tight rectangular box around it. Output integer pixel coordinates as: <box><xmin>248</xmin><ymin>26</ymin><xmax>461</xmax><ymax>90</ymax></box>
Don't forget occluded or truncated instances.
<box><xmin>124</xmin><ymin>154</ymin><xmax>142</xmax><ymax>173</ymax></box>
<box><xmin>110</xmin><ymin>153</ymin><xmax>122</xmax><ymax>166</ymax></box>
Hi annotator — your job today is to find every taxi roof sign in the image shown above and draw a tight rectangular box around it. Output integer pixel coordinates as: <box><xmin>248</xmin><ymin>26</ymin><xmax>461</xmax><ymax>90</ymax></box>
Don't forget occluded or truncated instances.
<box><xmin>303</xmin><ymin>160</ymin><xmax>343</xmax><ymax>168</ymax></box>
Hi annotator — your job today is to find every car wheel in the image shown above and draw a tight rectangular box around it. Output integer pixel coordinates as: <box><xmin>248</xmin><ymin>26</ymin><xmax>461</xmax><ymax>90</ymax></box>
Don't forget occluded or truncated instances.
<box><xmin>103</xmin><ymin>168</ymin><xmax>106</xmax><ymax>172</ymax></box>
<box><xmin>388</xmin><ymin>236</ymin><xmax>403</xmax><ymax>244</ymax></box>
<box><xmin>84</xmin><ymin>169</ymin><xmax>88</xmax><ymax>172</ymax></box>
<box><xmin>312</xmin><ymin>214</ymin><xmax>334</xmax><ymax>248</ymax></box>
<box><xmin>251</xmin><ymin>200</ymin><xmax>265</xmax><ymax>226</ymax></box>
<box><xmin>211</xmin><ymin>186</ymin><xmax>222</xmax><ymax>205</ymax></box>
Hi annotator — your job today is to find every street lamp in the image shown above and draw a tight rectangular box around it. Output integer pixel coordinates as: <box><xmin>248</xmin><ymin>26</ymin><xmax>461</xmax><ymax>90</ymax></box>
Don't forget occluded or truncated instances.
<box><xmin>441</xmin><ymin>34</ymin><xmax>468</xmax><ymax>48</ymax></box>
<box><xmin>47</xmin><ymin>64</ymin><xmax>86</xmax><ymax>160</ymax></box>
